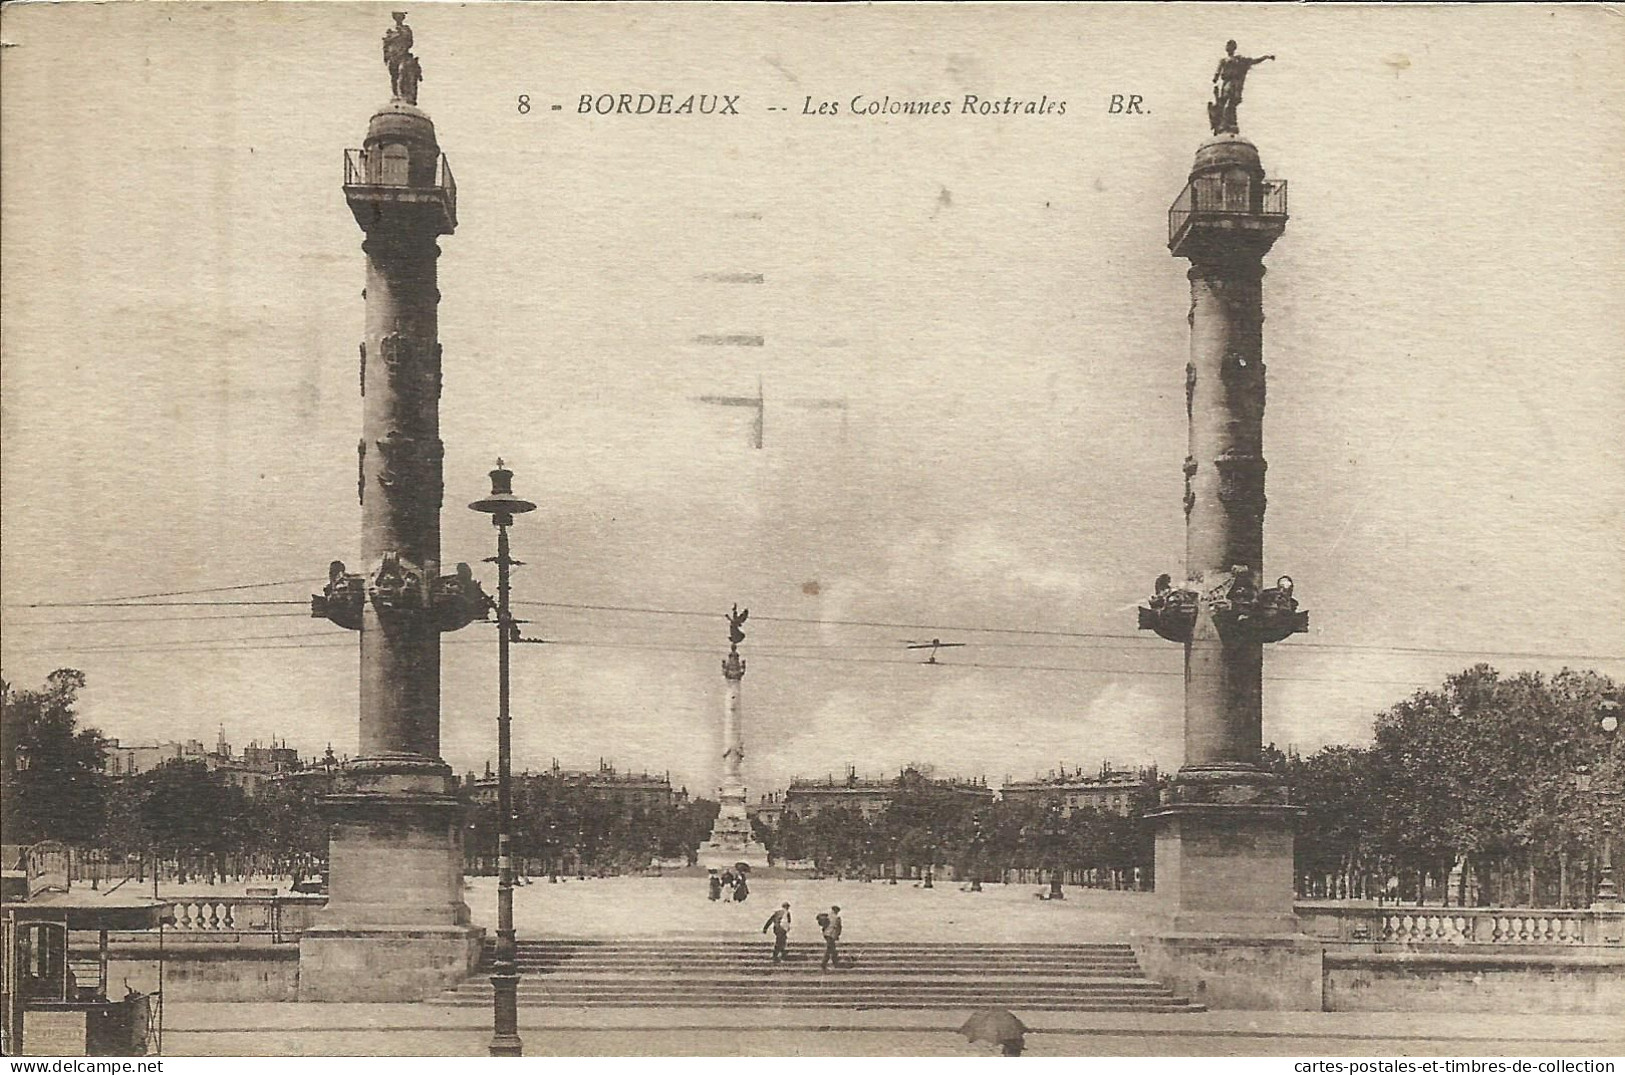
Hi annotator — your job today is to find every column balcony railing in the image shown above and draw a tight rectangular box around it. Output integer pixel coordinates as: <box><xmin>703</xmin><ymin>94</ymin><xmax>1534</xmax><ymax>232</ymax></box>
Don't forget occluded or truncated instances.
<box><xmin>1169</xmin><ymin>175</ymin><xmax>1287</xmax><ymax>250</ymax></box>
<box><xmin>343</xmin><ymin>148</ymin><xmax>457</xmax><ymax>231</ymax></box>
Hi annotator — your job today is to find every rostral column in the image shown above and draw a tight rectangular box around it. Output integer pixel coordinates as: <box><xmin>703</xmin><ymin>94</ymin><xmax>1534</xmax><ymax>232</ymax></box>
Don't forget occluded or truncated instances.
<box><xmin>301</xmin><ymin>13</ymin><xmax>488</xmax><ymax>1001</ymax></box>
<box><xmin>1132</xmin><ymin>43</ymin><xmax>1321</xmax><ymax>1010</ymax></box>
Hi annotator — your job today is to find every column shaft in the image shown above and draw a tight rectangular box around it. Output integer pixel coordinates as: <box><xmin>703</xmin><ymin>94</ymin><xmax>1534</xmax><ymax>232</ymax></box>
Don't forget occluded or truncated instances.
<box><xmin>1184</xmin><ymin>260</ymin><xmax>1267</xmax><ymax>770</ymax></box>
<box><xmin>358</xmin><ymin>234</ymin><xmax>444</xmax><ymax>762</ymax></box>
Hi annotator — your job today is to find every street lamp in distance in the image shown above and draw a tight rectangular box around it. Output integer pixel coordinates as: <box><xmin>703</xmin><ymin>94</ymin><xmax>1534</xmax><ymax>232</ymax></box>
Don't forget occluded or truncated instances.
<box><xmin>469</xmin><ymin>460</ymin><xmax>536</xmax><ymax>1058</ymax></box>
<box><xmin>1592</xmin><ymin>698</ymin><xmax>1621</xmax><ymax>908</ymax></box>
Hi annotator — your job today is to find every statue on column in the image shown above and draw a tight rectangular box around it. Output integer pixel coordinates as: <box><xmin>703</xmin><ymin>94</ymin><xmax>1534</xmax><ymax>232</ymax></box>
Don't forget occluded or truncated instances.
<box><xmin>383</xmin><ymin>12</ymin><xmax>422</xmax><ymax>105</ymax></box>
<box><xmin>1209</xmin><ymin>40</ymin><xmax>1274</xmax><ymax>135</ymax></box>
<box><xmin>727</xmin><ymin>604</ymin><xmax>749</xmax><ymax>649</ymax></box>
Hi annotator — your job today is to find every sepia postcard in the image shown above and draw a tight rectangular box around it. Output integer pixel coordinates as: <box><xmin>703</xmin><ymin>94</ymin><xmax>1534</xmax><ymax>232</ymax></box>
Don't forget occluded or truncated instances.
<box><xmin>2</xmin><ymin>1</ymin><xmax>1622</xmax><ymax>1064</ymax></box>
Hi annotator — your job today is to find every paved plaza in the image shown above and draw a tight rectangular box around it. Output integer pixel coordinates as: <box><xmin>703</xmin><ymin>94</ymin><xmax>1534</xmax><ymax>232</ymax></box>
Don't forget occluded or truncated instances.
<box><xmin>98</xmin><ymin>878</ymin><xmax>1621</xmax><ymax>1057</ymax></box>
<box><xmin>464</xmin><ymin>874</ymin><xmax>1149</xmax><ymax>942</ymax></box>
<box><xmin>153</xmin><ymin>1004</ymin><xmax>1624</xmax><ymax>1057</ymax></box>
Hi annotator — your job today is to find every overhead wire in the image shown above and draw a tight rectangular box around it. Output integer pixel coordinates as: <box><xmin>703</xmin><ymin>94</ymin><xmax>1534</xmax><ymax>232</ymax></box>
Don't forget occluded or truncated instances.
<box><xmin>4</xmin><ymin>577</ymin><xmax>1619</xmax><ymax>667</ymax></box>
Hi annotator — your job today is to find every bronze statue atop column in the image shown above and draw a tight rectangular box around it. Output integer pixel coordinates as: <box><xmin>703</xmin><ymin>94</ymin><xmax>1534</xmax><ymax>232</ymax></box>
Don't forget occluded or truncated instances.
<box><xmin>1208</xmin><ymin>40</ymin><xmax>1274</xmax><ymax>135</ymax></box>
<box><xmin>383</xmin><ymin>11</ymin><xmax>423</xmax><ymax>105</ymax></box>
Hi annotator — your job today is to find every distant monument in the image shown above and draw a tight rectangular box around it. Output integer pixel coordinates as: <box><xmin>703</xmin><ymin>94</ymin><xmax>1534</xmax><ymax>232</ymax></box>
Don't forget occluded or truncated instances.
<box><xmin>697</xmin><ymin>604</ymin><xmax>771</xmax><ymax>868</ymax></box>
<box><xmin>1208</xmin><ymin>40</ymin><xmax>1274</xmax><ymax>135</ymax></box>
<box><xmin>1133</xmin><ymin>46</ymin><xmax>1318</xmax><ymax>1010</ymax></box>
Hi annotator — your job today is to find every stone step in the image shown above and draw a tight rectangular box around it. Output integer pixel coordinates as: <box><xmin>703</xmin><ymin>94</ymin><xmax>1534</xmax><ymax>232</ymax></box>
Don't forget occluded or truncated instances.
<box><xmin>507</xmin><ymin>954</ymin><xmax>1144</xmax><ymax>961</ymax></box>
<box><xmin>434</xmin><ymin>996</ymin><xmax>1203</xmax><ymax>1012</ymax></box>
<box><xmin>509</xmin><ymin>962</ymin><xmax>1143</xmax><ymax>975</ymax></box>
<box><xmin>511</xmin><ymin>955</ymin><xmax>1140</xmax><ymax>963</ymax></box>
<box><xmin>444</xmin><ymin>938</ymin><xmax>1204</xmax><ymax>1014</ymax></box>
<box><xmin>503</xmin><ymin>940</ymin><xmax>1137</xmax><ymax>951</ymax></box>
<box><xmin>510</xmin><ymin>961</ymin><xmax>1144</xmax><ymax>967</ymax></box>
<box><xmin>458</xmin><ymin>975</ymin><xmax>1171</xmax><ymax>990</ymax></box>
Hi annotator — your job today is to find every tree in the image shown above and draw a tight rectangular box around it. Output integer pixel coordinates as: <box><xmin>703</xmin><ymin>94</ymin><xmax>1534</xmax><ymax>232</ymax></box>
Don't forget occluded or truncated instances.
<box><xmin>1</xmin><ymin>669</ymin><xmax>107</xmax><ymax>846</ymax></box>
<box><xmin>1290</xmin><ymin>744</ymin><xmax>1382</xmax><ymax>899</ymax></box>
<box><xmin>1294</xmin><ymin>665</ymin><xmax>1622</xmax><ymax>905</ymax></box>
<box><xmin>137</xmin><ymin>760</ymin><xmax>249</xmax><ymax>882</ymax></box>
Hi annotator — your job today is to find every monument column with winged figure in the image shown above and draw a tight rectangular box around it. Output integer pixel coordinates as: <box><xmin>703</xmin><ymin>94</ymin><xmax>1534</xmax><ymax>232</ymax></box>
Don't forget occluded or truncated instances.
<box><xmin>697</xmin><ymin>604</ymin><xmax>770</xmax><ymax>867</ymax></box>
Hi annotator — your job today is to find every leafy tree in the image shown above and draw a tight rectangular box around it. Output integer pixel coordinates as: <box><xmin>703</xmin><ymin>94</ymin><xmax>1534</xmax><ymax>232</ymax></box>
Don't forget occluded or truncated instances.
<box><xmin>138</xmin><ymin>760</ymin><xmax>249</xmax><ymax>881</ymax></box>
<box><xmin>1</xmin><ymin>669</ymin><xmax>107</xmax><ymax>846</ymax></box>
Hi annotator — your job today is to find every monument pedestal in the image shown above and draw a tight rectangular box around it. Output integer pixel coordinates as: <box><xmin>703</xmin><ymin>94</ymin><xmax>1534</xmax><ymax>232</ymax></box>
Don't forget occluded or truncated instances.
<box><xmin>696</xmin><ymin>788</ymin><xmax>769</xmax><ymax>868</ymax></box>
<box><xmin>1134</xmin><ymin>794</ymin><xmax>1322</xmax><ymax>1010</ymax></box>
<box><xmin>298</xmin><ymin>766</ymin><xmax>483</xmax><ymax>1002</ymax></box>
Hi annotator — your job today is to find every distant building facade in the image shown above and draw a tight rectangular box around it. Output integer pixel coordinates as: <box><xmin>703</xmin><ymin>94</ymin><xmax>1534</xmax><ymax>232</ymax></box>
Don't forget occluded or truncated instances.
<box><xmin>1000</xmin><ymin>763</ymin><xmax>1158</xmax><ymax>818</ymax></box>
<box><xmin>102</xmin><ymin>730</ymin><xmax>311</xmax><ymax>796</ymax></box>
<box><xmin>753</xmin><ymin>792</ymin><xmax>786</xmax><ymax>830</ymax></box>
<box><xmin>466</xmin><ymin>759</ymin><xmax>688</xmax><ymax>816</ymax></box>
<box><xmin>775</xmin><ymin>766</ymin><xmax>994</xmax><ymax>823</ymax></box>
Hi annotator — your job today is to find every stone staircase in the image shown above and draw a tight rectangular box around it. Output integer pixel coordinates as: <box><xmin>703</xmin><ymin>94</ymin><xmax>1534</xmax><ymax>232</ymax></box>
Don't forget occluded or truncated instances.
<box><xmin>434</xmin><ymin>937</ymin><xmax>1204</xmax><ymax>1012</ymax></box>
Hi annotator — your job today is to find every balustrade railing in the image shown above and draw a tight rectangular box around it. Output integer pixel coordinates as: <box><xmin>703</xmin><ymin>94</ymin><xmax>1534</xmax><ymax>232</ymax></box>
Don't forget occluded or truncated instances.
<box><xmin>1298</xmin><ymin>902</ymin><xmax>1624</xmax><ymax>947</ymax></box>
<box><xmin>162</xmin><ymin>894</ymin><xmax>325</xmax><ymax>944</ymax></box>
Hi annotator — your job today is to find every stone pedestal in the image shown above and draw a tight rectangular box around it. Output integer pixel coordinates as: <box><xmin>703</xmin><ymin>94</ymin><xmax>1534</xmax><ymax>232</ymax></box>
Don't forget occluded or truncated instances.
<box><xmin>696</xmin><ymin>802</ymin><xmax>770</xmax><ymax>869</ymax></box>
<box><xmin>1136</xmin><ymin>799</ymin><xmax>1321</xmax><ymax>1006</ymax></box>
<box><xmin>299</xmin><ymin>927</ymin><xmax>483</xmax><ymax>1003</ymax></box>
<box><xmin>297</xmin><ymin>770</ymin><xmax>482</xmax><ymax>1001</ymax></box>
<box><xmin>1133</xmin><ymin>931</ymin><xmax>1322</xmax><ymax>1012</ymax></box>
<box><xmin>1134</xmin><ymin>774</ymin><xmax>1320</xmax><ymax>1009</ymax></box>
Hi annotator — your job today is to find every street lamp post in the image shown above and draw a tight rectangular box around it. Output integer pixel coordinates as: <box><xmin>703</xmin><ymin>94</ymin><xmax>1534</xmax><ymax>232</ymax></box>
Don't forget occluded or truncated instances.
<box><xmin>1576</xmin><ymin>700</ymin><xmax>1621</xmax><ymax>909</ymax></box>
<box><xmin>470</xmin><ymin>460</ymin><xmax>536</xmax><ymax>1058</ymax></box>
<box><xmin>1595</xmin><ymin>701</ymin><xmax>1620</xmax><ymax>908</ymax></box>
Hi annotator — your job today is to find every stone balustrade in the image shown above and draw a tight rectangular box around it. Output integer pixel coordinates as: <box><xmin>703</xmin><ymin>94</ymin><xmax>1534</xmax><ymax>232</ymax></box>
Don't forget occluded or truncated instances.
<box><xmin>163</xmin><ymin>894</ymin><xmax>326</xmax><ymax>943</ymax></box>
<box><xmin>1298</xmin><ymin>902</ymin><xmax>1625</xmax><ymax>947</ymax></box>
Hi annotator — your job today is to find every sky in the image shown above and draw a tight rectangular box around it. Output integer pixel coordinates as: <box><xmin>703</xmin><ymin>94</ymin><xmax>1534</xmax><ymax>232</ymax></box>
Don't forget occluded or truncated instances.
<box><xmin>3</xmin><ymin>3</ymin><xmax>1622</xmax><ymax>800</ymax></box>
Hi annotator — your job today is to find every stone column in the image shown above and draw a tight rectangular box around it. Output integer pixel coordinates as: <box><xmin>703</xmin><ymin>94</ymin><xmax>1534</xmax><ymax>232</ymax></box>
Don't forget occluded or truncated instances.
<box><xmin>697</xmin><ymin>646</ymin><xmax>769</xmax><ymax>866</ymax></box>
<box><xmin>1135</xmin><ymin>134</ymin><xmax>1320</xmax><ymax>1009</ymax></box>
<box><xmin>720</xmin><ymin>651</ymin><xmax>746</xmax><ymax>800</ymax></box>
<box><xmin>301</xmin><ymin>90</ymin><xmax>487</xmax><ymax>1001</ymax></box>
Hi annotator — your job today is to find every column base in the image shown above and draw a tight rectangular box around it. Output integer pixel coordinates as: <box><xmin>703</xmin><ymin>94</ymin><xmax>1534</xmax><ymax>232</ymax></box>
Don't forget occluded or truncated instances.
<box><xmin>1138</xmin><ymin>792</ymin><xmax>1321</xmax><ymax>1009</ymax></box>
<box><xmin>298</xmin><ymin>925</ymin><xmax>483</xmax><ymax>1002</ymax></box>
<box><xmin>1132</xmin><ymin>931</ymin><xmax>1322</xmax><ymax>1011</ymax></box>
<box><xmin>699</xmin><ymin>790</ymin><xmax>769</xmax><ymax>867</ymax></box>
<box><xmin>1146</xmin><ymin>792</ymin><xmax>1302</xmax><ymax>932</ymax></box>
<box><xmin>319</xmin><ymin>763</ymin><xmax>471</xmax><ymax>929</ymax></box>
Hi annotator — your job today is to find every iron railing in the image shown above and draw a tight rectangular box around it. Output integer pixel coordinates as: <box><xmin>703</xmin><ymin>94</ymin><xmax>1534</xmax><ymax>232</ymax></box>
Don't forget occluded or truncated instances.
<box><xmin>1169</xmin><ymin>176</ymin><xmax>1287</xmax><ymax>246</ymax></box>
<box><xmin>343</xmin><ymin>148</ymin><xmax>456</xmax><ymax>225</ymax></box>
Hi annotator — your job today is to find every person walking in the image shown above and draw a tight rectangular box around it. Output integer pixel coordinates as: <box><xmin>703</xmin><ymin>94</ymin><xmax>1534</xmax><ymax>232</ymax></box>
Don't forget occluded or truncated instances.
<box><xmin>733</xmin><ymin>873</ymin><xmax>750</xmax><ymax>902</ymax></box>
<box><xmin>763</xmin><ymin>902</ymin><xmax>792</xmax><ymax>963</ymax></box>
<box><xmin>707</xmin><ymin>870</ymin><xmax>722</xmax><ymax>902</ymax></box>
<box><xmin>821</xmin><ymin>904</ymin><xmax>843</xmax><ymax>970</ymax></box>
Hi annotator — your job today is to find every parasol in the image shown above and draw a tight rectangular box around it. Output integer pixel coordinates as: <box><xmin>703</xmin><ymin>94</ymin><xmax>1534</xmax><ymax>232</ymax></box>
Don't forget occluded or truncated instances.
<box><xmin>960</xmin><ymin>1008</ymin><xmax>1028</xmax><ymax>1054</ymax></box>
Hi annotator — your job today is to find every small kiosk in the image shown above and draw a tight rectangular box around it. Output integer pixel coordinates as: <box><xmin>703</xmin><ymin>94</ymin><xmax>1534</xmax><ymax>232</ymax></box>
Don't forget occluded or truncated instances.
<box><xmin>2</xmin><ymin>885</ymin><xmax>169</xmax><ymax>1056</ymax></box>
